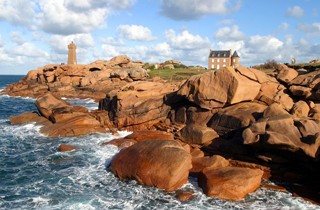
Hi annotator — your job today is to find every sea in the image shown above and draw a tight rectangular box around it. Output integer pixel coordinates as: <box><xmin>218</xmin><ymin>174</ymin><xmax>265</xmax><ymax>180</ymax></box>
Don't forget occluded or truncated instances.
<box><xmin>0</xmin><ymin>75</ymin><xmax>319</xmax><ymax>210</ymax></box>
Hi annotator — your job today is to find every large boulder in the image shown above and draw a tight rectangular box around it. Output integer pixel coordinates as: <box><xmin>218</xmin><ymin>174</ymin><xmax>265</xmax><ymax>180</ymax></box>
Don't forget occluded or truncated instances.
<box><xmin>177</xmin><ymin>67</ymin><xmax>261</xmax><ymax>110</ymax></box>
<box><xmin>289</xmin><ymin>71</ymin><xmax>320</xmax><ymax>101</ymax></box>
<box><xmin>243</xmin><ymin>113</ymin><xmax>320</xmax><ymax>159</ymax></box>
<box><xmin>180</xmin><ymin>124</ymin><xmax>218</xmax><ymax>145</ymax></box>
<box><xmin>198</xmin><ymin>166</ymin><xmax>263</xmax><ymax>200</ymax></box>
<box><xmin>40</xmin><ymin>114</ymin><xmax>106</xmax><ymax>137</ymax></box>
<box><xmin>110</xmin><ymin>140</ymin><xmax>192</xmax><ymax>191</ymax></box>
<box><xmin>276</xmin><ymin>64</ymin><xmax>298</xmax><ymax>84</ymax></box>
<box><xmin>109</xmin><ymin>55</ymin><xmax>131</xmax><ymax>67</ymax></box>
<box><xmin>128</xmin><ymin>68</ymin><xmax>147</xmax><ymax>81</ymax></box>
<box><xmin>208</xmin><ymin>102</ymin><xmax>267</xmax><ymax>131</ymax></box>
<box><xmin>10</xmin><ymin>112</ymin><xmax>49</xmax><ymax>125</ymax></box>
<box><xmin>291</xmin><ymin>100</ymin><xmax>310</xmax><ymax>118</ymax></box>
<box><xmin>35</xmin><ymin>92</ymin><xmax>72</xmax><ymax>119</ymax></box>
<box><xmin>256</xmin><ymin>81</ymin><xmax>294</xmax><ymax>111</ymax></box>
<box><xmin>100</xmin><ymin>81</ymin><xmax>179</xmax><ymax>130</ymax></box>
<box><xmin>191</xmin><ymin>155</ymin><xmax>229</xmax><ymax>173</ymax></box>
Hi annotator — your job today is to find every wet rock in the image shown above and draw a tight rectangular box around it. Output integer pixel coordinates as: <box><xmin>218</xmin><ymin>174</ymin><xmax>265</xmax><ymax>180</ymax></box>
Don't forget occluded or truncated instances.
<box><xmin>58</xmin><ymin>144</ymin><xmax>77</xmax><ymax>152</ymax></box>
<box><xmin>175</xmin><ymin>189</ymin><xmax>195</xmax><ymax>202</ymax></box>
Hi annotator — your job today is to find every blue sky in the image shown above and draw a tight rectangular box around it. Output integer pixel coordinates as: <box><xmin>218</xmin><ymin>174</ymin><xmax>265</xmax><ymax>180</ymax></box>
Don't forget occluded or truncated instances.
<box><xmin>0</xmin><ymin>0</ymin><xmax>319</xmax><ymax>74</ymax></box>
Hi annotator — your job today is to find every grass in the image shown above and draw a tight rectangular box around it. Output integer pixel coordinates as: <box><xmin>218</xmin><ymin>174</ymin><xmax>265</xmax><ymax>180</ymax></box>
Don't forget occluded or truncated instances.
<box><xmin>287</xmin><ymin>62</ymin><xmax>320</xmax><ymax>72</ymax></box>
<box><xmin>148</xmin><ymin>68</ymin><xmax>211</xmax><ymax>81</ymax></box>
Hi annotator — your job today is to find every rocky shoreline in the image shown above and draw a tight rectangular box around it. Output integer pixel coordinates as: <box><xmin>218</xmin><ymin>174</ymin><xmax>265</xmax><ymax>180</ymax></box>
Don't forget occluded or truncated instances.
<box><xmin>2</xmin><ymin>56</ymin><xmax>320</xmax><ymax>204</ymax></box>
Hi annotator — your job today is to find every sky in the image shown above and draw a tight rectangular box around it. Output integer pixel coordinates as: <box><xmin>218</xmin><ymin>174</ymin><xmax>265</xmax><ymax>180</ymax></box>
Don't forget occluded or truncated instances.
<box><xmin>0</xmin><ymin>0</ymin><xmax>320</xmax><ymax>74</ymax></box>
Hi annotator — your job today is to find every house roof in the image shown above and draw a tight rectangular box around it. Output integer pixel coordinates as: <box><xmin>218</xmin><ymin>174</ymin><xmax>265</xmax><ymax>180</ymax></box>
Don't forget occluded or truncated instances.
<box><xmin>232</xmin><ymin>51</ymin><xmax>239</xmax><ymax>57</ymax></box>
<box><xmin>209</xmin><ymin>50</ymin><xmax>231</xmax><ymax>58</ymax></box>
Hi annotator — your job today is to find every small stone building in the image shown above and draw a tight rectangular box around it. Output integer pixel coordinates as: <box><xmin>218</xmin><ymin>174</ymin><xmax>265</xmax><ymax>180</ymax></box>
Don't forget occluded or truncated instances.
<box><xmin>208</xmin><ymin>49</ymin><xmax>239</xmax><ymax>70</ymax></box>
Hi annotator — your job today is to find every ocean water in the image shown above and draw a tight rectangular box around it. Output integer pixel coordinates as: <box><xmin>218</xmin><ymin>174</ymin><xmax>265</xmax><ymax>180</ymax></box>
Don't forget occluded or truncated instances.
<box><xmin>0</xmin><ymin>75</ymin><xmax>319</xmax><ymax>210</ymax></box>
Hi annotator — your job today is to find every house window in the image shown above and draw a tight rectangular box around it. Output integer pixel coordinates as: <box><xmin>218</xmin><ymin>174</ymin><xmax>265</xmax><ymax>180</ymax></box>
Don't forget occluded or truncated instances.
<box><xmin>233</xmin><ymin>59</ymin><xmax>235</xmax><ymax>63</ymax></box>
<box><xmin>217</xmin><ymin>64</ymin><xmax>220</xmax><ymax>70</ymax></box>
<box><xmin>212</xmin><ymin>64</ymin><xmax>214</xmax><ymax>69</ymax></box>
<box><xmin>223</xmin><ymin>59</ymin><xmax>226</xmax><ymax>63</ymax></box>
<box><xmin>217</xmin><ymin>59</ymin><xmax>220</xmax><ymax>63</ymax></box>
<box><xmin>223</xmin><ymin>64</ymin><xmax>226</xmax><ymax>67</ymax></box>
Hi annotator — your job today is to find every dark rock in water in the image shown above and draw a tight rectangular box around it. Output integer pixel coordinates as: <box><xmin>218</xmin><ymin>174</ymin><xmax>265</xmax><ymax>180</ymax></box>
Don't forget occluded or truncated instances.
<box><xmin>175</xmin><ymin>189</ymin><xmax>195</xmax><ymax>202</ymax></box>
<box><xmin>110</xmin><ymin>140</ymin><xmax>192</xmax><ymax>191</ymax></box>
<box><xmin>58</xmin><ymin>144</ymin><xmax>77</xmax><ymax>152</ymax></box>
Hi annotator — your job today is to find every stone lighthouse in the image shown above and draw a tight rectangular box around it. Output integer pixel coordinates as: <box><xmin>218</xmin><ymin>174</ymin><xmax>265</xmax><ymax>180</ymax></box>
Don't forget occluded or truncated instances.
<box><xmin>67</xmin><ymin>41</ymin><xmax>77</xmax><ymax>65</ymax></box>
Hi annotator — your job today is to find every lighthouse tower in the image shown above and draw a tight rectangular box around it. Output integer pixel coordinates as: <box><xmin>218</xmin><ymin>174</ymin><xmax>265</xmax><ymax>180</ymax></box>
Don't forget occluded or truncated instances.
<box><xmin>67</xmin><ymin>41</ymin><xmax>77</xmax><ymax>65</ymax></box>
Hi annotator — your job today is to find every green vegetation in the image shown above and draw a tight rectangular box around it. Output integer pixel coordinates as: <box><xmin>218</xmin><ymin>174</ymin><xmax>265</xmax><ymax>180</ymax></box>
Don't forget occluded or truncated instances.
<box><xmin>148</xmin><ymin>68</ymin><xmax>211</xmax><ymax>81</ymax></box>
<box><xmin>252</xmin><ymin>59</ymin><xmax>279</xmax><ymax>71</ymax></box>
<box><xmin>287</xmin><ymin>62</ymin><xmax>320</xmax><ymax>72</ymax></box>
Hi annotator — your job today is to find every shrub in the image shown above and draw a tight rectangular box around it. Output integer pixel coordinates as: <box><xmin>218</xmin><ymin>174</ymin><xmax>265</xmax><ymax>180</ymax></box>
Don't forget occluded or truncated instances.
<box><xmin>253</xmin><ymin>59</ymin><xmax>279</xmax><ymax>70</ymax></box>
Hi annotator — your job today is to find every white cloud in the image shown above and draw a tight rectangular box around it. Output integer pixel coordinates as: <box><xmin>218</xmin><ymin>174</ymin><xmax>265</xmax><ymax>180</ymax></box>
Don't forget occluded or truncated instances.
<box><xmin>0</xmin><ymin>35</ymin><xmax>4</xmax><ymax>48</ymax></box>
<box><xmin>118</xmin><ymin>25</ymin><xmax>155</xmax><ymax>41</ymax></box>
<box><xmin>49</xmin><ymin>34</ymin><xmax>94</xmax><ymax>54</ymax></box>
<box><xmin>104</xmin><ymin>0</ymin><xmax>136</xmax><ymax>10</ymax></box>
<box><xmin>101</xmin><ymin>37</ymin><xmax>125</xmax><ymax>46</ymax></box>
<box><xmin>219</xmin><ymin>19</ymin><xmax>234</xmax><ymax>25</ymax></box>
<box><xmin>279</xmin><ymin>22</ymin><xmax>289</xmax><ymax>30</ymax></box>
<box><xmin>165</xmin><ymin>29</ymin><xmax>211</xmax><ymax>50</ymax></box>
<box><xmin>101</xmin><ymin>44</ymin><xmax>121</xmax><ymax>59</ymax></box>
<box><xmin>11</xmin><ymin>42</ymin><xmax>49</xmax><ymax>58</ymax></box>
<box><xmin>64</xmin><ymin>0</ymin><xmax>136</xmax><ymax>11</ymax></box>
<box><xmin>286</xmin><ymin>6</ymin><xmax>304</xmax><ymax>18</ymax></box>
<box><xmin>215</xmin><ymin>25</ymin><xmax>244</xmax><ymax>40</ymax></box>
<box><xmin>161</xmin><ymin>0</ymin><xmax>241</xmax><ymax>20</ymax></box>
<box><xmin>10</xmin><ymin>32</ymin><xmax>26</xmax><ymax>45</ymax></box>
<box><xmin>0</xmin><ymin>0</ymin><xmax>37</xmax><ymax>27</ymax></box>
<box><xmin>298</xmin><ymin>23</ymin><xmax>320</xmax><ymax>35</ymax></box>
<box><xmin>38</xmin><ymin>0</ymin><xmax>109</xmax><ymax>35</ymax></box>
<box><xmin>0</xmin><ymin>0</ymin><xmax>137</xmax><ymax>36</ymax></box>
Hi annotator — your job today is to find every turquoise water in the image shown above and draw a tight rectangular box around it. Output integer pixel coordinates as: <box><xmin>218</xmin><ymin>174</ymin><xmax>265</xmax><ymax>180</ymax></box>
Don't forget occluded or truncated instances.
<box><xmin>0</xmin><ymin>75</ymin><xmax>319</xmax><ymax>209</ymax></box>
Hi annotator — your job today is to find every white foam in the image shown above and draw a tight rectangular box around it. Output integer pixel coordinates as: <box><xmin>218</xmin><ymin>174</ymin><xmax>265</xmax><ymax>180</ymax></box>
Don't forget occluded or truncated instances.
<box><xmin>63</xmin><ymin>98</ymin><xmax>98</xmax><ymax>111</ymax></box>
<box><xmin>32</xmin><ymin>196</ymin><xmax>50</xmax><ymax>205</ymax></box>
<box><xmin>66</xmin><ymin>203</ymin><xmax>95</xmax><ymax>210</ymax></box>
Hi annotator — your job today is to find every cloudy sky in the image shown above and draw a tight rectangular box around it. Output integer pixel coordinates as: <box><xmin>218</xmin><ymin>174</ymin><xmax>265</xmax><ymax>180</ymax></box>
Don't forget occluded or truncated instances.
<box><xmin>0</xmin><ymin>0</ymin><xmax>319</xmax><ymax>74</ymax></box>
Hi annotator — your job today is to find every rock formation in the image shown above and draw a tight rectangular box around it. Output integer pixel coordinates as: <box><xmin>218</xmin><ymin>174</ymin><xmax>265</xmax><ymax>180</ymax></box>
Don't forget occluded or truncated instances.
<box><xmin>110</xmin><ymin>140</ymin><xmax>192</xmax><ymax>191</ymax></box>
<box><xmin>4</xmin><ymin>60</ymin><xmax>320</xmax><ymax>203</ymax></box>
<box><xmin>3</xmin><ymin>55</ymin><xmax>148</xmax><ymax>101</ymax></box>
